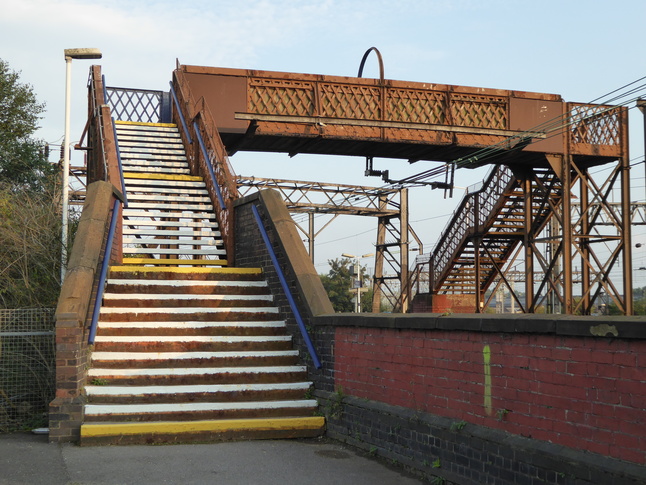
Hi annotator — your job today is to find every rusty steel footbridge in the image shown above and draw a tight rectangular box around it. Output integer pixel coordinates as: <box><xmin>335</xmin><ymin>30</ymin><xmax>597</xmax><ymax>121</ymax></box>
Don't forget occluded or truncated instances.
<box><xmin>92</xmin><ymin>53</ymin><xmax>632</xmax><ymax>315</ymax></box>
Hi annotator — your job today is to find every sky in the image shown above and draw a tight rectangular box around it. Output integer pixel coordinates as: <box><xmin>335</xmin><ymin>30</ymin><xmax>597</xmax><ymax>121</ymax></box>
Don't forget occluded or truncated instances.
<box><xmin>2</xmin><ymin>0</ymin><xmax>645</xmax><ymax>286</ymax></box>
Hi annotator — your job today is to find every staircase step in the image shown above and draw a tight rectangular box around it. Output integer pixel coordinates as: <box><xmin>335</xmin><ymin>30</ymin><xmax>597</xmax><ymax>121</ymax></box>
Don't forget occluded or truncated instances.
<box><xmin>93</xmin><ymin>335</ymin><xmax>292</xmax><ymax>353</ymax></box>
<box><xmin>121</xmin><ymin>220</ymin><xmax>218</xmax><ymax>229</ymax></box>
<box><xmin>122</xmin><ymin>248</ymin><xmax>225</xmax><ymax>257</ymax></box>
<box><xmin>119</xmin><ymin>257</ymin><xmax>227</xmax><ymax>267</ymax></box>
<box><xmin>126</xmin><ymin>194</ymin><xmax>212</xmax><ymax>203</ymax></box>
<box><xmin>90</xmin><ymin>350</ymin><xmax>300</xmax><ymax>368</ymax></box>
<box><xmin>101</xmin><ymin>293</ymin><xmax>274</xmax><ymax>307</ymax></box>
<box><xmin>124</xmin><ymin>172</ymin><xmax>202</xmax><ymax>182</ymax></box>
<box><xmin>122</xmin><ymin>229</ymin><xmax>221</xmax><ymax>239</ymax></box>
<box><xmin>80</xmin><ymin>416</ymin><xmax>325</xmax><ymax>445</ymax></box>
<box><xmin>87</xmin><ymin>366</ymin><xmax>307</xmax><ymax>385</ymax></box>
<box><xmin>122</xmin><ymin>210</ymin><xmax>217</xmax><ymax>220</ymax></box>
<box><xmin>126</xmin><ymin>202</ymin><xmax>215</xmax><ymax>211</ymax></box>
<box><xmin>122</xmin><ymin>237</ymin><xmax>221</xmax><ymax>247</ymax></box>
<box><xmin>123</xmin><ymin>178</ymin><xmax>207</xmax><ymax>189</ymax></box>
<box><xmin>83</xmin><ymin>400</ymin><xmax>319</xmax><ymax>422</ymax></box>
<box><xmin>106</xmin><ymin>278</ymin><xmax>266</xmax><ymax>289</ymax></box>
<box><xmin>85</xmin><ymin>382</ymin><xmax>312</xmax><ymax>404</ymax></box>
<box><xmin>96</xmin><ymin>320</ymin><xmax>286</xmax><ymax>337</ymax></box>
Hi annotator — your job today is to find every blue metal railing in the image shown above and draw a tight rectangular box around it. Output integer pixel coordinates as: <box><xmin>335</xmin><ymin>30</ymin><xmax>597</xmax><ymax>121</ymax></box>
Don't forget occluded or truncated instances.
<box><xmin>88</xmin><ymin>198</ymin><xmax>121</xmax><ymax>344</ymax></box>
<box><xmin>169</xmin><ymin>82</ymin><xmax>192</xmax><ymax>144</ymax></box>
<box><xmin>193</xmin><ymin>121</ymin><xmax>227</xmax><ymax>211</ymax></box>
<box><xmin>112</xmin><ymin>117</ymin><xmax>128</xmax><ymax>207</ymax></box>
<box><xmin>251</xmin><ymin>204</ymin><xmax>321</xmax><ymax>369</ymax></box>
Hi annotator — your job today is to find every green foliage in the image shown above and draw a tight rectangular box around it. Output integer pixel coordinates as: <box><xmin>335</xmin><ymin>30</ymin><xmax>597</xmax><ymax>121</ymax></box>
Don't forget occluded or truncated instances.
<box><xmin>0</xmin><ymin>59</ymin><xmax>53</xmax><ymax>191</ymax></box>
<box><xmin>450</xmin><ymin>420</ymin><xmax>467</xmax><ymax>431</ymax></box>
<box><xmin>320</xmin><ymin>257</ymin><xmax>372</xmax><ymax>312</ymax></box>
<box><xmin>0</xmin><ymin>179</ymin><xmax>63</xmax><ymax>308</ymax></box>
<box><xmin>0</xmin><ymin>59</ymin><xmax>65</xmax><ymax>308</ymax></box>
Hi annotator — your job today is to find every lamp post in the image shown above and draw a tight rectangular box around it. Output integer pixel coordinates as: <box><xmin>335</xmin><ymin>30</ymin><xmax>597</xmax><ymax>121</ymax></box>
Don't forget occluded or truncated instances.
<box><xmin>61</xmin><ymin>48</ymin><xmax>102</xmax><ymax>282</ymax></box>
<box><xmin>342</xmin><ymin>252</ymin><xmax>375</xmax><ymax>312</ymax></box>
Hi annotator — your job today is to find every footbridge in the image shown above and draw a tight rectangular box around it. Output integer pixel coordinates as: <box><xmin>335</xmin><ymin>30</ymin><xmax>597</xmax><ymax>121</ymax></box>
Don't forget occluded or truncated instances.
<box><xmin>51</xmin><ymin>60</ymin><xmax>631</xmax><ymax>445</ymax></box>
<box><xmin>108</xmin><ymin>61</ymin><xmax>631</xmax><ymax>315</ymax></box>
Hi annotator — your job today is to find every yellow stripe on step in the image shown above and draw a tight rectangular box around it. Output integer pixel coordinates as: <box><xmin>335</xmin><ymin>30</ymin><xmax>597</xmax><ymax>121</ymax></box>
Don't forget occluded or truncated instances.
<box><xmin>121</xmin><ymin>258</ymin><xmax>228</xmax><ymax>266</ymax></box>
<box><xmin>123</xmin><ymin>172</ymin><xmax>202</xmax><ymax>182</ymax></box>
<box><xmin>81</xmin><ymin>417</ymin><xmax>326</xmax><ymax>437</ymax></box>
<box><xmin>115</xmin><ymin>121</ymin><xmax>177</xmax><ymax>128</ymax></box>
<box><xmin>109</xmin><ymin>266</ymin><xmax>261</xmax><ymax>274</ymax></box>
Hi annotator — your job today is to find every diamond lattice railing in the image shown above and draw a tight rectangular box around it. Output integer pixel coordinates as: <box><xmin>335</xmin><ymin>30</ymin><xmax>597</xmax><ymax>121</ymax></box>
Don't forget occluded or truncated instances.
<box><xmin>450</xmin><ymin>94</ymin><xmax>507</xmax><ymax>129</ymax></box>
<box><xmin>386</xmin><ymin>88</ymin><xmax>446</xmax><ymax>124</ymax></box>
<box><xmin>320</xmin><ymin>84</ymin><xmax>381</xmax><ymax>120</ymax></box>
<box><xmin>570</xmin><ymin>104</ymin><xmax>621</xmax><ymax>146</ymax></box>
<box><xmin>250</xmin><ymin>79</ymin><xmax>315</xmax><ymax>117</ymax></box>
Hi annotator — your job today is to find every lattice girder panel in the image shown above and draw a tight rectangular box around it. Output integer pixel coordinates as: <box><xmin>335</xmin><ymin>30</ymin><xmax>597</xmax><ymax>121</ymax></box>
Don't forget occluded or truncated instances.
<box><xmin>319</xmin><ymin>83</ymin><xmax>381</xmax><ymax>120</ymax></box>
<box><xmin>249</xmin><ymin>78</ymin><xmax>315</xmax><ymax>117</ymax></box>
<box><xmin>450</xmin><ymin>93</ymin><xmax>507</xmax><ymax>129</ymax></box>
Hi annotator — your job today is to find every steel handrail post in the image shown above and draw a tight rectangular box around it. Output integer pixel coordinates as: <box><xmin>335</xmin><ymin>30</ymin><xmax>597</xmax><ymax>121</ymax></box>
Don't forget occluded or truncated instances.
<box><xmin>251</xmin><ymin>204</ymin><xmax>321</xmax><ymax>369</ymax></box>
<box><xmin>193</xmin><ymin>120</ymin><xmax>226</xmax><ymax>210</ymax></box>
<box><xmin>111</xmin><ymin>117</ymin><xmax>128</xmax><ymax>207</ymax></box>
<box><xmin>169</xmin><ymin>81</ymin><xmax>192</xmax><ymax>144</ymax></box>
<box><xmin>88</xmin><ymin>197</ymin><xmax>121</xmax><ymax>344</ymax></box>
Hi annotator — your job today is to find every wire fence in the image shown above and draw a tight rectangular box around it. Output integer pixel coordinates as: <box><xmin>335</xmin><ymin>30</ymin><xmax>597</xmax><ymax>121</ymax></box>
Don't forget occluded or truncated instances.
<box><xmin>0</xmin><ymin>308</ymin><xmax>55</xmax><ymax>432</ymax></box>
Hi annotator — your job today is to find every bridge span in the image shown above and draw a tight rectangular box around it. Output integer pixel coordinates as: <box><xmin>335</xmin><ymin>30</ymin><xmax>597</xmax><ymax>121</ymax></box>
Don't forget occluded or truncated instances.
<box><xmin>101</xmin><ymin>61</ymin><xmax>631</xmax><ymax>314</ymax></box>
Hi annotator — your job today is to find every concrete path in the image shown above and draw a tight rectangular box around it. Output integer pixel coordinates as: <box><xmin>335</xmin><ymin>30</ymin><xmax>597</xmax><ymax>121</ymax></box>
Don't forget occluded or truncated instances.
<box><xmin>0</xmin><ymin>432</ymin><xmax>423</xmax><ymax>485</ymax></box>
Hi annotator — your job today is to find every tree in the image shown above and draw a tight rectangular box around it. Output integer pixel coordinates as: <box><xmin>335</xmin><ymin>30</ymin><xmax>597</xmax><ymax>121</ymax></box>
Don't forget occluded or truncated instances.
<box><xmin>0</xmin><ymin>59</ymin><xmax>62</xmax><ymax>308</ymax></box>
<box><xmin>0</xmin><ymin>59</ymin><xmax>52</xmax><ymax>190</ymax></box>
<box><xmin>320</xmin><ymin>257</ymin><xmax>372</xmax><ymax>312</ymax></box>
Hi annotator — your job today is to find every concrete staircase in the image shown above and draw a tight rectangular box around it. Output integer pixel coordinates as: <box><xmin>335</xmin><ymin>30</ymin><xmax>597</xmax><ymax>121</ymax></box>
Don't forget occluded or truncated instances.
<box><xmin>79</xmin><ymin>122</ymin><xmax>323</xmax><ymax>445</ymax></box>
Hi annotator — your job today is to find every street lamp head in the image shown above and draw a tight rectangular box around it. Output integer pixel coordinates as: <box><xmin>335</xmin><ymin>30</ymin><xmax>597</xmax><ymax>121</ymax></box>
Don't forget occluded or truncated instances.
<box><xmin>64</xmin><ymin>48</ymin><xmax>102</xmax><ymax>60</ymax></box>
<box><xmin>341</xmin><ymin>253</ymin><xmax>355</xmax><ymax>259</ymax></box>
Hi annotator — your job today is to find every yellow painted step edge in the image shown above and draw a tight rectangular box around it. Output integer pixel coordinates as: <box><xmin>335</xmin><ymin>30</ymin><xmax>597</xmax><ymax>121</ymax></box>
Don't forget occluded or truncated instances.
<box><xmin>123</xmin><ymin>172</ymin><xmax>202</xmax><ymax>182</ymax></box>
<box><xmin>81</xmin><ymin>417</ymin><xmax>326</xmax><ymax>438</ymax></box>
<box><xmin>115</xmin><ymin>120</ymin><xmax>177</xmax><ymax>128</ymax></box>
<box><xmin>110</xmin><ymin>266</ymin><xmax>261</xmax><ymax>274</ymax></box>
<box><xmin>120</xmin><ymin>258</ymin><xmax>228</xmax><ymax>266</ymax></box>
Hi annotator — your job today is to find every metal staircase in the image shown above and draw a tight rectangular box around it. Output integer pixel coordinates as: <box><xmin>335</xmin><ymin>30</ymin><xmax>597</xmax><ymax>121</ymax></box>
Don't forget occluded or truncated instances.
<box><xmin>80</xmin><ymin>122</ymin><xmax>323</xmax><ymax>445</ymax></box>
<box><xmin>429</xmin><ymin>165</ymin><xmax>560</xmax><ymax>304</ymax></box>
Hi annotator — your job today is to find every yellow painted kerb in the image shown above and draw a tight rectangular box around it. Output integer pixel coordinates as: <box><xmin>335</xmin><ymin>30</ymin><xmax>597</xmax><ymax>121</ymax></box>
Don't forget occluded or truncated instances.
<box><xmin>81</xmin><ymin>417</ymin><xmax>326</xmax><ymax>437</ymax></box>
<box><xmin>115</xmin><ymin>120</ymin><xmax>177</xmax><ymax>128</ymax></box>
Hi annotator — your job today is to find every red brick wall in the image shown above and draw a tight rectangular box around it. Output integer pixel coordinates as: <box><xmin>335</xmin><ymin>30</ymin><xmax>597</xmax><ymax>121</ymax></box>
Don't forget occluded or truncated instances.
<box><xmin>334</xmin><ymin>327</ymin><xmax>646</xmax><ymax>464</ymax></box>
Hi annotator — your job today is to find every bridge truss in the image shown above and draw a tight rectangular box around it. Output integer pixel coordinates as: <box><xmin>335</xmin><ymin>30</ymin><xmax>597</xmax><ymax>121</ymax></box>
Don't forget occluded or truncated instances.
<box><xmin>237</xmin><ymin>177</ymin><xmax>421</xmax><ymax>312</ymax></box>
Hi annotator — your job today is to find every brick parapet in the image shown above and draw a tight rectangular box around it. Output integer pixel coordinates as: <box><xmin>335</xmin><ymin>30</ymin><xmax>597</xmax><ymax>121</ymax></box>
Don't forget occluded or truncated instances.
<box><xmin>49</xmin><ymin>181</ymin><xmax>114</xmax><ymax>443</ymax></box>
<box><xmin>312</xmin><ymin>312</ymin><xmax>646</xmax><ymax>481</ymax></box>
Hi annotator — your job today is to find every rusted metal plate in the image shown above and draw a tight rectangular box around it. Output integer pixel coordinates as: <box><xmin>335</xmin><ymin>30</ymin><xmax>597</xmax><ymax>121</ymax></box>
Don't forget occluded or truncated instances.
<box><xmin>180</xmin><ymin>64</ymin><xmax>623</xmax><ymax>165</ymax></box>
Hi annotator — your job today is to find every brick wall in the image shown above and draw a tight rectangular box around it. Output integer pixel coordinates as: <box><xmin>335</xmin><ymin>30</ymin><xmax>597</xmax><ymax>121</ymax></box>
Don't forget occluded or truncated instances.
<box><xmin>315</xmin><ymin>314</ymin><xmax>646</xmax><ymax>484</ymax></box>
<box><xmin>333</xmin><ymin>326</ymin><xmax>645</xmax><ymax>464</ymax></box>
<box><xmin>233</xmin><ymin>191</ymin><xmax>646</xmax><ymax>484</ymax></box>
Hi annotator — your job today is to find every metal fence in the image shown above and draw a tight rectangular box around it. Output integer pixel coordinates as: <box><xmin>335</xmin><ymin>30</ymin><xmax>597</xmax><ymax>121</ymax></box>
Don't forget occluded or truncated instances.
<box><xmin>105</xmin><ymin>86</ymin><xmax>170</xmax><ymax>123</ymax></box>
<box><xmin>0</xmin><ymin>308</ymin><xmax>55</xmax><ymax>432</ymax></box>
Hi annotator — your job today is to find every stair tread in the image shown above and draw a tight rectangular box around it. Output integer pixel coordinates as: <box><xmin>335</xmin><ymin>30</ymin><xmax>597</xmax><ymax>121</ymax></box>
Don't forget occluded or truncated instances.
<box><xmin>91</xmin><ymin>350</ymin><xmax>299</xmax><ymax>360</ymax></box>
<box><xmin>88</xmin><ymin>366</ymin><xmax>306</xmax><ymax>376</ymax></box>
<box><xmin>85</xmin><ymin>400</ymin><xmax>318</xmax><ymax>414</ymax></box>
<box><xmin>86</xmin><ymin>382</ymin><xmax>312</xmax><ymax>395</ymax></box>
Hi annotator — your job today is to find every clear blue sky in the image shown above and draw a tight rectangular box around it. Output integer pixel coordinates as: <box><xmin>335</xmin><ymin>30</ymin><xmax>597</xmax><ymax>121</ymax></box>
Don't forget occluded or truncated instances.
<box><xmin>2</xmin><ymin>0</ymin><xmax>645</xmax><ymax>283</ymax></box>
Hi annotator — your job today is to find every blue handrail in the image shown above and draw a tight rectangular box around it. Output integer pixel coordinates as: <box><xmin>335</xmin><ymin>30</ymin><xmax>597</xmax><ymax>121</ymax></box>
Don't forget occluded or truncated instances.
<box><xmin>169</xmin><ymin>82</ymin><xmax>192</xmax><ymax>144</ymax></box>
<box><xmin>111</xmin><ymin>117</ymin><xmax>128</xmax><ymax>207</ymax></box>
<box><xmin>88</xmin><ymin>198</ymin><xmax>121</xmax><ymax>344</ymax></box>
<box><xmin>193</xmin><ymin>121</ymin><xmax>227</xmax><ymax>211</ymax></box>
<box><xmin>251</xmin><ymin>204</ymin><xmax>322</xmax><ymax>369</ymax></box>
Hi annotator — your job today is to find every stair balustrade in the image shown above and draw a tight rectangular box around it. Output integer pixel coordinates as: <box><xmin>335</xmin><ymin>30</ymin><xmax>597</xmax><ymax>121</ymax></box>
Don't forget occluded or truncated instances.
<box><xmin>171</xmin><ymin>69</ymin><xmax>239</xmax><ymax>262</ymax></box>
<box><xmin>430</xmin><ymin>165</ymin><xmax>514</xmax><ymax>292</ymax></box>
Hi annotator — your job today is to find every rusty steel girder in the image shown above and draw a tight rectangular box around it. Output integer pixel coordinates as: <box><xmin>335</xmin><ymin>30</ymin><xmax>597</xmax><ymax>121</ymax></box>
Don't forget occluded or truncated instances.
<box><xmin>176</xmin><ymin>64</ymin><xmax>626</xmax><ymax>165</ymax></box>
